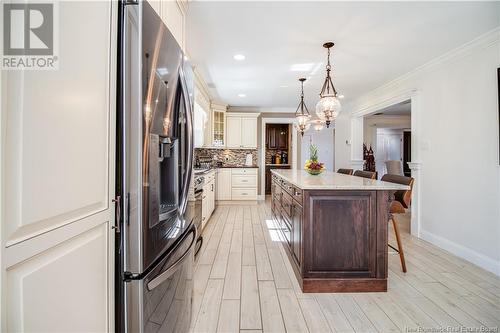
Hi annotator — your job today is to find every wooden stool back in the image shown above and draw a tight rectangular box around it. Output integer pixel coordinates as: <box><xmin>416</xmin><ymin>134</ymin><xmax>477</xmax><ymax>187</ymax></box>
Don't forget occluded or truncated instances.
<box><xmin>353</xmin><ymin>170</ymin><xmax>377</xmax><ymax>180</ymax></box>
<box><xmin>337</xmin><ymin>168</ymin><xmax>354</xmax><ymax>175</ymax></box>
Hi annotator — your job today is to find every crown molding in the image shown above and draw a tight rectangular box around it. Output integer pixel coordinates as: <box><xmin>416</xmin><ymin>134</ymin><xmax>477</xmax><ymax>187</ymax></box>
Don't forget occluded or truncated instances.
<box><xmin>347</xmin><ymin>27</ymin><xmax>499</xmax><ymax>114</ymax></box>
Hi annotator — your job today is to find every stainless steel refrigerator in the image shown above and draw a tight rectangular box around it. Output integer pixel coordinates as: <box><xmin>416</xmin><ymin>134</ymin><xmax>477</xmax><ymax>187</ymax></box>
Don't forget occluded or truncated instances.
<box><xmin>116</xmin><ymin>1</ymin><xmax>195</xmax><ymax>332</ymax></box>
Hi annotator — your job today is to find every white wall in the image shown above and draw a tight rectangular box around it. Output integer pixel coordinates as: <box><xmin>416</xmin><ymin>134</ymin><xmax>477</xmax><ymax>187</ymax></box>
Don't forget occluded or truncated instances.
<box><xmin>333</xmin><ymin>112</ymin><xmax>352</xmax><ymax>169</ymax></box>
<box><xmin>300</xmin><ymin>127</ymin><xmax>335</xmax><ymax>171</ymax></box>
<box><xmin>335</xmin><ymin>29</ymin><xmax>500</xmax><ymax>275</ymax></box>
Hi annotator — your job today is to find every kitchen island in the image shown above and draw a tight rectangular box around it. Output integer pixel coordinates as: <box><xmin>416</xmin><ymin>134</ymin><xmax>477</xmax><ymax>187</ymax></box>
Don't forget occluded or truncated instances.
<box><xmin>270</xmin><ymin>169</ymin><xmax>409</xmax><ymax>292</ymax></box>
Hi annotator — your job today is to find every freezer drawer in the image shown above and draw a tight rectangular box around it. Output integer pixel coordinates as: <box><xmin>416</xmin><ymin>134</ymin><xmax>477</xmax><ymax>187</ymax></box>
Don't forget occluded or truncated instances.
<box><xmin>125</xmin><ymin>225</ymin><xmax>196</xmax><ymax>333</ymax></box>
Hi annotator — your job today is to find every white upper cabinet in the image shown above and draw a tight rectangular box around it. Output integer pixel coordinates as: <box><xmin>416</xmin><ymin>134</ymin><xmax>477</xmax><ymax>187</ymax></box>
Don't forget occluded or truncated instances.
<box><xmin>211</xmin><ymin>103</ymin><xmax>227</xmax><ymax>147</ymax></box>
<box><xmin>241</xmin><ymin>117</ymin><xmax>258</xmax><ymax>148</ymax></box>
<box><xmin>193</xmin><ymin>103</ymin><xmax>207</xmax><ymax>148</ymax></box>
<box><xmin>225</xmin><ymin>113</ymin><xmax>259</xmax><ymax>148</ymax></box>
<box><xmin>226</xmin><ymin>116</ymin><xmax>242</xmax><ymax>148</ymax></box>
<box><xmin>194</xmin><ymin>70</ymin><xmax>213</xmax><ymax>148</ymax></box>
<box><xmin>147</xmin><ymin>0</ymin><xmax>162</xmax><ymax>17</ymax></box>
<box><xmin>161</xmin><ymin>0</ymin><xmax>186</xmax><ymax>50</ymax></box>
<box><xmin>147</xmin><ymin>0</ymin><xmax>187</xmax><ymax>50</ymax></box>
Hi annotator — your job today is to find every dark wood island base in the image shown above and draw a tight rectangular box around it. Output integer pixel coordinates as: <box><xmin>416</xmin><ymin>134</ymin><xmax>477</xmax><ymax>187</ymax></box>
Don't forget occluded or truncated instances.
<box><xmin>270</xmin><ymin>170</ymin><xmax>407</xmax><ymax>293</ymax></box>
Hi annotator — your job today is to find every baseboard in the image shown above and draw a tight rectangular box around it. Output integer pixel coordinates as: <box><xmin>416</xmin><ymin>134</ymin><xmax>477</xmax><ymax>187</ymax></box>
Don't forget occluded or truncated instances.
<box><xmin>420</xmin><ymin>229</ymin><xmax>500</xmax><ymax>276</ymax></box>
<box><xmin>257</xmin><ymin>195</ymin><xmax>265</xmax><ymax>201</ymax></box>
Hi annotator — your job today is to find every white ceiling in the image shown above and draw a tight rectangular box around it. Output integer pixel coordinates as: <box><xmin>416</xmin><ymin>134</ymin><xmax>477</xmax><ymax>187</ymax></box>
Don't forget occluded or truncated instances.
<box><xmin>186</xmin><ymin>1</ymin><xmax>499</xmax><ymax>111</ymax></box>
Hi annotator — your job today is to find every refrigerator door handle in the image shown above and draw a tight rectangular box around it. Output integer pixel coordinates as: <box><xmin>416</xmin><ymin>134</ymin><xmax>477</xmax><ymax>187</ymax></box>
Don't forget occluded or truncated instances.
<box><xmin>178</xmin><ymin>67</ymin><xmax>194</xmax><ymax>216</ymax></box>
<box><xmin>147</xmin><ymin>226</ymin><xmax>196</xmax><ymax>291</ymax></box>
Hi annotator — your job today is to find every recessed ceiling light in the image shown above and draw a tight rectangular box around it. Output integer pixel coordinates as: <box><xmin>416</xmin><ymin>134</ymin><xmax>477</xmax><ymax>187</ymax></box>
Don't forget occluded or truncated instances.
<box><xmin>233</xmin><ymin>54</ymin><xmax>245</xmax><ymax>61</ymax></box>
<box><xmin>338</xmin><ymin>94</ymin><xmax>345</xmax><ymax>99</ymax></box>
<box><xmin>238</xmin><ymin>93</ymin><xmax>246</xmax><ymax>97</ymax></box>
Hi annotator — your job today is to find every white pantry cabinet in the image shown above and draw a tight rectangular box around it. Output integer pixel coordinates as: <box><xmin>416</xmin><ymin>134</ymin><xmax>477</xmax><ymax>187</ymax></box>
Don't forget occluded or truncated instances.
<box><xmin>0</xmin><ymin>1</ymin><xmax>117</xmax><ymax>331</ymax></box>
<box><xmin>225</xmin><ymin>113</ymin><xmax>259</xmax><ymax>148</ymax></box>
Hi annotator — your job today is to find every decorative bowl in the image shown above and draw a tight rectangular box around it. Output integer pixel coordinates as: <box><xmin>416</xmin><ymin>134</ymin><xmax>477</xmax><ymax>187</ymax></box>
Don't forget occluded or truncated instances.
<box><xmin>306</xmin><ymin>168</ymin><xmax>323</xmax><ymax>175</ymax></box>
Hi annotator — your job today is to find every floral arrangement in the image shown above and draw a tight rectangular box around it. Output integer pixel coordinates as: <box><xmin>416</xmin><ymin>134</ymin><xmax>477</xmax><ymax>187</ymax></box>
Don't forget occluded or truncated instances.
<box><xmin>304</xmin><ymin>144</ymin><xmax>325</xmax><ymax>175</ymax></box>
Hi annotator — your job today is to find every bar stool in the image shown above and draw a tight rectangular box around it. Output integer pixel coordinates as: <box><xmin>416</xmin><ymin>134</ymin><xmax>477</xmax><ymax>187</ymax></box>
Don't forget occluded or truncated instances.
<box><xmin>337</xmin><ymin>168</ymin><xmax>353</xmax><ymax>175</ymax></box>
<box><xmin>353</xmin><ymin>170</ymin><xmax>377</xmax><ymax>179</ymax></box>
<box><xmin>380</xmin><ymin>174</ymin><xmax>414</xmax><ymax>273</ymax></box>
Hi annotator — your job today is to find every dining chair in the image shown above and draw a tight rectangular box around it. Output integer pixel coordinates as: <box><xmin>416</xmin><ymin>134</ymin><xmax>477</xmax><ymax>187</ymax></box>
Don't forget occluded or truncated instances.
<box><xmin>337</xmin><ymin>168</ymin><xmax>354</xmax><ymax>175</ymax></box>
<box><xmin>385</xmin><ymin>160</ymin><xmax>404</xmax><ymax>176</ymax></box>
<box><xmin>353</xmin><ymin>170</ymin><xmax>377</xmax><ymax>180</ymax></box>
<box><xmin>380</xmin><ymin>174</ymin><xmax>414</xmax><ymax>273</ymax></box>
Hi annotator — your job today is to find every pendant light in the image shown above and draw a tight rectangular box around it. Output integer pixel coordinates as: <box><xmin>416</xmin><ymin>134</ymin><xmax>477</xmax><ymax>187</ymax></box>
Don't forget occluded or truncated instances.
<box><xmin>316</xmin><ymin>42</ymin><xmax>341</xmax><ymax>128</ymax></box>
<box><xmin>294</xmin><ymin>77</ymin><xmax>311</xmax><ymax>136</ymax></box>
<box><xmin>310</xmin><ymin>118</ymin><xmax>325</xmax><ymax>131</ymax></box>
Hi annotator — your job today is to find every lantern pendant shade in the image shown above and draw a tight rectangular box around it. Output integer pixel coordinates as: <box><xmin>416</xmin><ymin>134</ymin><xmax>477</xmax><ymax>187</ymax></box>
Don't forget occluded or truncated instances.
<box><xmin>316</xmin><ymin>94</ymin><xmax>341</xmax><ymax>126</ymax></box>
<box><xmin>294</xmin><ymin>121</ymin><xmax>311</xmax><ymax>135</ymax></box>
<box><xmin>294</xmin><ymin>77</ymin><xmax>311</xmax><ymax>136</ymax></box>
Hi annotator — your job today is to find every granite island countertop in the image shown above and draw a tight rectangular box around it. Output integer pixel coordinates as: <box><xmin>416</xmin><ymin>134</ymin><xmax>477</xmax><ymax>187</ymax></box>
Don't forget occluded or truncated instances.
<box><xmin>271</xmin><ymin>169</ymin><xmax>409</xmax><ymax>190</ymax></box>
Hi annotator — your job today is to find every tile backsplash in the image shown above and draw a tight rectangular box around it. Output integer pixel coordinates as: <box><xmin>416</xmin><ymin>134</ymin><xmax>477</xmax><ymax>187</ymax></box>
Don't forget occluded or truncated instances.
<box><xmin>195</xmin><ymin>148</ymin><xmax>258</xmax><ymax>166</ymax></box>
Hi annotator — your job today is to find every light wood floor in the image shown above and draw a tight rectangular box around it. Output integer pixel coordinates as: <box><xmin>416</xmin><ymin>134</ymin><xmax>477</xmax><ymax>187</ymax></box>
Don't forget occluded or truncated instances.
<box><xmin>190</xmin><ymin>200</ymin><xmax>500</xmax><ymax>333</ymax></box>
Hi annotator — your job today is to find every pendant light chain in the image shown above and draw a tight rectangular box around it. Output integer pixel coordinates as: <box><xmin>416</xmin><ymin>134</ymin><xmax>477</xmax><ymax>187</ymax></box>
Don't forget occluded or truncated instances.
<box><xmin>320</xmin><ymin>44</ymin><xmax>337</xmax><ymax>97</ymax></box>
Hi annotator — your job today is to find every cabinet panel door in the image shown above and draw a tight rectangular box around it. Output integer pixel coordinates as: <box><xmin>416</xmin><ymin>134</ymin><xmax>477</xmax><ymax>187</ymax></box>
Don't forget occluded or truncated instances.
<box><xmin>6</xmin><ymin>224</ymin><xmax>109</xmax><ymax>332</ymax></box>
<box><xmin>267</xmin><ymin>126</ymin><xmax>277</xmax><ymax>149</ymax></box>
<box><xmin>161</xmin><ymin>0</ymin><xmax>185</xmax><ymax>50</ymax></box>
<box><xmin>209</xmin><ymin>180</ymin><xmax>215</xmax><ymax>216</ymax></box>
<box><xmin>147</xmin><ymin>0</ymin><xmax>161</xmax><ymax>17</ymax></box>
<box><xmin>2</xmin><ymin>3</ymin><xmax>116</xmax><ymax>330</ymax></box>
<box><xmin>226</xmin><ymin>117</ymin><xmax>241</xmax><ymax>148</ymax></box>
<box><xmin>241</xmin><ymin>117</ymin><xmax>257</xmax><ymax>148</ymax></box>
<box><xmin>3</xmin><ymin>1</ymin><xmax>113</xmax><ymax>246</ymax></box>
<box><xmin>303</xmin><ymin>191</ymin><xmax>377</xmax><ymax>278</ymax></box>
<box><xmin>292</xmin><ymin>204</ymin><xmax>302</xmax><ymax>266</ymax></box>
<box><xmin>216</xmin><ymin>169</ymin><xmax>232</xmax><ymax>200</ymax></box>
<box><xmin>277</xmin><ymin>125</ymin><xmax>288</xmax><ymax>150</ymax></box>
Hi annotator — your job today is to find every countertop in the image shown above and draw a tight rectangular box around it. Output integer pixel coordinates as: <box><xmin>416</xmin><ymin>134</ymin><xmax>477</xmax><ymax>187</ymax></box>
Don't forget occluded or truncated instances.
<box><xmin>271</xmin><ymin>169</ymin><xmax>409</xmax><ymax>190</ymax></box>
<box><xmin>217</xmin><ymin>165</ymin><xmax>259</xmax><ymax>168</ymax></box>
<box><xmin>266</xmin><ymin>164</ymin><xmax>291</xmax><ymax>167</ymax></box>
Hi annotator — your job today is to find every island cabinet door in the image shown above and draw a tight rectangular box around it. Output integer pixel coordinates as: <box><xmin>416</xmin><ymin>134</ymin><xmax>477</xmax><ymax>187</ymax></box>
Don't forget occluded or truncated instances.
<box><xmin>291</xmin><ymin>203</ymin><xmax>302</xmax><ymax>268</ymax></box>
<box><xmin>302</xmin><ymin>190</ymin><xmax>379</xmax><ymax>278</ymax></box>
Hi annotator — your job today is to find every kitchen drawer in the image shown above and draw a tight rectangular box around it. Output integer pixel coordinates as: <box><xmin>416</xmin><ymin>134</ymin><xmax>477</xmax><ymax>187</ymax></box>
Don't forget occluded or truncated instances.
<box><xmin>272</xmin><ymin>181</ymin><xmax>282</xmax><ymax>196</ymax></box>
<box><xmin>282</xmin><ymin>179</ymin><xmax>295</xmax><ymax>196</ymax></box>
<box><xmin>281</xmin><ymin>191</ymin><xmax>293</xmax><ymax>219</ymax></box>
<box><xmin>231</xmin><ymin>168</ymin><xmax>258</xmax><ymax>175</ymax></box>
<box><xmin>231</xmin><ymin>188</ymin><xmax>257</xmax><ymax>200</ymax></box>
<box><xmin>292</xmin><ymin>186</ymin><xmax>303</xmax><ymax>206</ymax></box>
<box><xmin>231</xmin><ymin>174</ymin><xmax>257</xmax><ymax>188</ymax></box>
